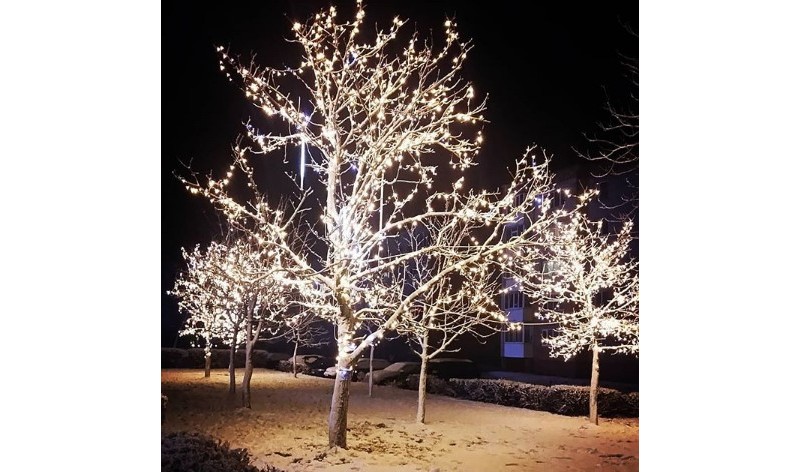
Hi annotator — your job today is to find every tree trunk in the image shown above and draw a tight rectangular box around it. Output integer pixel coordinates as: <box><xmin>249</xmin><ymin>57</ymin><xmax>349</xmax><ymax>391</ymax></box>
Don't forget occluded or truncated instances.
<box><xmin>228</xmin><ymin>331</ymin><xmax>238</xmax><ymax>394</ymax></box>
<box><xmin>328</xmin><ymin>360</ymin><xmax>352</xmax><ymax>448</ymax></box>
<box><xmin>242</xmin><ymin>342</ymin><xmax>253</xmax><ymax>408</ymax></box>
<box><xmin>589</xmin><ymin>344</ymin><xmax>600</xmax><ymax>425</ymax></box>
<box><xmin>416</xmin><ymin>334</ymin><xmax>430</xmax><ymax>424</ymax></box>
<box><xmin>327</xmin><ymin>305</ymin><xmax>354</xmax><ymax>448</ymax></box>
<box><xmin>204</xmin><ymin>347</ymin><xmax>211</xmax><ymax>378</ymax></box>
<box><xmin>368</xmin><ymin>343</ymin><xmax>374</xmax><ymax>397</ymax></box>
<box><xmin>241</xmin><ymin>301</ymin><xmax>261</xmax><ymax>409</ymax></box>
<box><xmin>293</xmin><ymin>340</ymin><xmax>299</xmax><ymax>377</ymax></box>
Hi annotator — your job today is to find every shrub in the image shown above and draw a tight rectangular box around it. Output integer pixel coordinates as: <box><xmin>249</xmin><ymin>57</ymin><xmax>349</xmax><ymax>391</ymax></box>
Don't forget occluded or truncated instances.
<box><xmin>277</xmin><ymin>360</ymin><xmax>309</xmax><ymax>374</ymax></box>
<box><xmin>400</xmin><ymin>374</ymin><xmax>455</xmax><ymax>396</ymax></box>
<box><xmin>396</xmin><ymin>377</ymin><xmax>638</xmax><ymax>418</ymax></box>
<box><xmin>161</xmin><ymin>348</ymin><xmax>188</xmax><ymax>369</ymax></box>
<box><xmin>442</xmin><ymin>379</ymin><xmax>638</xmax><ymax>418</ymax></box>
<box><xmin>162</xmin><ymin>348</ymin><xmax>285</xmax><ymax>369</ymax></box>
<box><xmin>161</xmin><ymin>431</ymin><xmax>283</xmax><ymax>472</ymax></box>
<box><xmin>251</xmin><ymin>350</ymin><xmax>278</xmax><ymax>369</ymax></box>
<box><xmin>185</xmin><ymin>348</ymin><xmax>210</xmax><ymax>368</ymax></box>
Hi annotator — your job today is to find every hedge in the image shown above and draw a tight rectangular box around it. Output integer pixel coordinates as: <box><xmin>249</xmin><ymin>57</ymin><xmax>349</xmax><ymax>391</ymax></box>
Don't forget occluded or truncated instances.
<box><xmin>276</xmin><ymin>359</ymin><xmax>311</xmax><ymax>374</ymax></box>
<box><xmin>161</xmin><ymin>431</ymin><xmax>283</xmax><ymax>472</ymax></box>
<box><xmin>399</xmin><ymin>375</ymin><xmax>638</xmax><ymax>418</ymax></box>
<box><xmin>161</xmin><ymin>348</ymin><xmax>284</xmax><ymax>369</ymax></box>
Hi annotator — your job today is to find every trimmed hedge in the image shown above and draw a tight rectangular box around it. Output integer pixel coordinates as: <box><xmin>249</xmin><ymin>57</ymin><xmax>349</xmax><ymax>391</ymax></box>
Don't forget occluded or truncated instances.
<box><xmin>162</xmin><ymin>348</ymin><xmax>188</xmax><ymax>368</ymax></box>
<box><xmin>399</xmin><ymin>376</ymin><xmax>638</xmax><ymax>418</ymax></box>
<box><xmin>276</xmin><ymin>360</ymin><xmax>309</xmax><ymax>374</ymax></box>
<box><xmin>161</xmin><ymin>431</ymin><xmax>283</xmax><ymax>472</ymax></box>
<box><xmin>161</xmin><ymin>348</ymin><xmax>283</xmax><ymax>369</ymax></box>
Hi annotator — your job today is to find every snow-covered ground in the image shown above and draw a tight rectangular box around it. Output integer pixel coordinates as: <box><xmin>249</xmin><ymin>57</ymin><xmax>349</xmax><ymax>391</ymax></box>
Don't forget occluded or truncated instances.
<box><xmin>161</xmin><ymin>369</ymin><xmax>638</xmax><ymax>471</ymax></box>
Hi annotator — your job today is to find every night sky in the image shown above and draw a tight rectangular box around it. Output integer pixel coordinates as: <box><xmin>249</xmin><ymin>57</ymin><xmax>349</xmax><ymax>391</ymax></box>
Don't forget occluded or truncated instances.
<box><xmin>162</xmin><ymin>0</ymin><xmax>639</xmax><ymax>347</ymax></box>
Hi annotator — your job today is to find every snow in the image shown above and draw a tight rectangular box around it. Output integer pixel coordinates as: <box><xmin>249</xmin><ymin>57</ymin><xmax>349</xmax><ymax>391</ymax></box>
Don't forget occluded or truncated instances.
<box><xmin>162</xmin><ymin>369</ymin><xmax>638</xmax><ymax>471</ymax></box>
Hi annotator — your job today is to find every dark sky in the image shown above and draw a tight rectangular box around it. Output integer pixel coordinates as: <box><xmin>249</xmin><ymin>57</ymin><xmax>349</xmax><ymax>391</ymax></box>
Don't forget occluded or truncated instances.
<box><xmin>162</xmin><ymin>0</ymin><xmax>638</xmax><ymax>346</ymax></box>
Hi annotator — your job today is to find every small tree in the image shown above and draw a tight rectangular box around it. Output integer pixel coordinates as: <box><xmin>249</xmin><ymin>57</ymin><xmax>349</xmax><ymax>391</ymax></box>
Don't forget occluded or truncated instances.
<box><xmin>285</xmin><ymin>311</ymin><xmax>330</xmax><ymax>377</ymax></box>
<box><xmin>203</xmin><ymin>240</ymin><xmax>248</xmax><ymax>394</ymax></box>
<box><xmin>519</xmin><ymin>210</ymin><xmax>639</xmax><ymax>425</ymax></box>
<box><xmin>393</xmin><ymin>228</ymin><xmax>505</xmax><ymax>423</ymax></box>
<box><xmin>170</xmin><ymin>245</ymin><xmax>221</xmax><ymax>378</ymax></box>
<box><xmin>171</xmin><ymin>243</ymin><xmax>244</xmax><ymax>379</ymax></box>
<box><xmin>208</xmin><ymin>233</ymin><xmax>297</xmax><ymax>408</ymax></box>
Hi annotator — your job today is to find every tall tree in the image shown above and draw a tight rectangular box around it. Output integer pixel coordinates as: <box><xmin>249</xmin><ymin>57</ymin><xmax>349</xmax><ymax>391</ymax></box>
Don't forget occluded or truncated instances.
<box><xmin>179</xmin><ymin>1</ymin><xmax>574</xmax><ymax>448</ymax></box>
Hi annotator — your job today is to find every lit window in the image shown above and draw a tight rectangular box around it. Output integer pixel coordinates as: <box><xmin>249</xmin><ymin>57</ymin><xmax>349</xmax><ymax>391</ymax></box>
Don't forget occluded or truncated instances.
<box><xmin>502</xmin><ymin>290</ymin><xmax>523</xmax><ymax>309</ymax></box>
<box><xmin>504</xmin><ymin>327</ymin><xmax>523</xmax><ymax>343</ymax></box>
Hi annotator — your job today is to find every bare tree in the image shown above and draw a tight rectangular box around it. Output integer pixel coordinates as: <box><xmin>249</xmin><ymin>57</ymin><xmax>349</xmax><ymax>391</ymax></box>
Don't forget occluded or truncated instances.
<box><xmin>581</xmin><ymin>57</ymin><xmax>638</xmax><ymax>173</ymax></box>
<box><xmin>179</xmin><ymin>1</ymin><xmax>578</xmax><ymax>448</ymax></box>
<box><xmin>577</xmin><ymin>47</ymin><xmax>638</xmax><ymax>223</ymax></box>
<box><xmin>517</xmin><ymin>209</ymin><xmax>639</xmax><ymax>425</ymax></box>
<box><xmin>285</xmin><ymin>311</ymin><xmax>330</xmax><ymax>377</ymax></box>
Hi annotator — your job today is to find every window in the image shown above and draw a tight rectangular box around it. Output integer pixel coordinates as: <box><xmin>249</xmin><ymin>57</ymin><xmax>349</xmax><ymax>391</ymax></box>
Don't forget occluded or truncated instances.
<box><xmin>502</xmin><ymin>290</ymin><xmax>523</xmax><ymax>309</ymax></box>
<box><xmin>507</xmin><ymin>224</ymin><xmax>521</xmax><ymax>241</ymax></box>
<box><xmin>514</xmin><ymin>191</ymin><xmax>525</xmax><ymax>207</ymax></box>
<box><xmin>541</xmin><ymin>327</ymin><xmax>559</xmax><ymax>341</ymax></box>
<box><xmin>504</xmin><ymin>327</ymin><xmax>523</xmax><ymax>343</ymax></box>
<box><xmin>542</xmin><ymin>260</ymin><xmax>561</xmax><ymax>281</ymax></box>
<box><xmin>503</xmin><ymin>326</ymin><xmax>532</xmax><ymax>343</ymax></box>
<box><xmin>551</xmin><ymin>190</ymin><xmax>564</xmax><ymax>209</ymax></box>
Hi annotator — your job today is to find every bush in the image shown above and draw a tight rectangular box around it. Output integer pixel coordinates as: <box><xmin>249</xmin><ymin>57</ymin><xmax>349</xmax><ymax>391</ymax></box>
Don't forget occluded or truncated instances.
<box><xmin>185</xmin><ymin>348</ymin><xmax>211</xmax><ymax>368</ymax></box>
<box><xmin>277</xmin><ymin>359</ymin><xmax>309</xmax><ymax>374</ymax></box>
<box><xmin>161</xmin><ymin>348</ymin><xmax>188</xmax><ymax>369</ymax></box>
<box><xmin>443</xmin><ymin>379</ymin><xmax>638</xmax><ymax>418</ymax></box>
<box><xmin>252</xmin><ymin>350</ymin><xmax>280</xmax><ymax>369</ymax></box>
<box><xmin>396</xmin><ymin>376</ymin><xmax>638</xmax><ymax>418</ymax></box>
<box><xmin>162</xmin><ymin>348</ymin><xmax>284</xmax><ymax>369</ymax></box>
<box><xmin>399</xmin><ymin>374</ymin><xmax>455</xmax><ymax>396</ymax></box>
<box><xmin>161</xmin><ymin>431</ymin><xmax>283</xmax><ymax>472</ymax></box>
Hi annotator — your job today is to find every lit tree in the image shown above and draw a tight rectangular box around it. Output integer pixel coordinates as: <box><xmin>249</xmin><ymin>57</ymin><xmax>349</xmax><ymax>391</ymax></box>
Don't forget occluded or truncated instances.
<box><xmin>209</xmin><ymin>232</ymin><xmax>299</xmax><ymax>408</ymax></box>
<box><xmin>518</xmin><ymin>210</ymin><xmax>639</xmax><ymax>425</ymax></box>
<box><xmin>171</xmin><ymin>244</ymin><xmax>221</xmax><ymax>378</ymax></box>
<box><xmin>179</xmin><ymin>1</ymin><xmax>575</xmax><ymax>448</ymax></box>
<box><xmin>392</xmin><ymin>227</ymin><xmax>505</xmax><ymax>424</ymax></box>
<box><xmin>202</xmin><ymin>240</ymin><xmax>248</xmax><ymax>394</ymax></box>
<box><xmin>170</xmin><ymin>242</ymin><xmax>243</xmax><ymax>381</ymax></box>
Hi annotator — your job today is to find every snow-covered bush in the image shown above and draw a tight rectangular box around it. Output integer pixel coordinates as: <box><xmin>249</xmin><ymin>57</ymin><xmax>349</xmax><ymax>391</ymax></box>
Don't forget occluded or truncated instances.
<box><xmin>161</xmin><ymin>348</ymin><xmax>188</xmax><ymax>368</ymax></box>
<box><xmin>161</xmin><ymin>348</ymin><xmax>279</xmax><ymax>369</ymax></box>
<box><xmin>276</xmin><ymin>360</ymin><xmax>313</xmax><ymax>374</ymax></box>
<box><xmin>161</xmin><ymin>431</ymin><xmax>283</xmax><ymax>472</ymax></box>
<box><xmin>398</xmin><ymin>378</ymin><xmax>638</xmax><ymax>417</ymax></box>
<box><xmin>400</xmin><ymin>374</ymin><xmax>454</xmax><ymax>396</ymax></box>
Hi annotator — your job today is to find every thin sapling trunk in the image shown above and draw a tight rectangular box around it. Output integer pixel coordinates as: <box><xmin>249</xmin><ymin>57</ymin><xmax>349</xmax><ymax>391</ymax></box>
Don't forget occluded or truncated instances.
<box><xmin>589</xmin><ymin>343</ymin><xmax>600</xmax><ymax>425</ymax></box>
